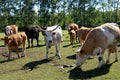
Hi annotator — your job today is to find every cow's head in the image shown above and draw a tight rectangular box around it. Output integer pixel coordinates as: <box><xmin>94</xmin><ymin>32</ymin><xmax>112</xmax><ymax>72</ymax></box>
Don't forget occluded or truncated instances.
<box><xmin>41</xmin><ymin>26</ymin><xmax>59</xmax><ymax>48</ymax></box>
<box><xmin>4</xmin><ymin>26</ymin><xmax>13</xmax><ymax>36</ymax></box>
<box><xmin>76</xmin><ymin>49</ymin><xmax>90</xmax><ymax>67</ymax></box>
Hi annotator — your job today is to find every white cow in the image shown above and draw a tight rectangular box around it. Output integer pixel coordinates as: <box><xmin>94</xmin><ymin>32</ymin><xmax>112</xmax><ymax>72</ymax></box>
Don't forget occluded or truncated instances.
<box><xmin>4</xmin><ymin>25</ymin><xmax>18</xmax><ymax>36</ymax></box>
<box><xmin>76</xmin><ymin>23</ymin><xmax>120</xmax><ymax>68</ymax></box>
<box><xmin>41</xmin><ymin>25</ymin><xmax>63</xmax><ymax>59</ymax></box>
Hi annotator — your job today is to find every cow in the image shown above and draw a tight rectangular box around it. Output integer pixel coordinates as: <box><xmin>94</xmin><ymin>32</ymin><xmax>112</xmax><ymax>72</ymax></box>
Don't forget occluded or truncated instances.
<box><xmin>4</xmin><ymin>25</ymin><xmax>18</xmax><ymax>36</ymax></box>
<box><xmin>76</xmin><ymin>23</ymin><xmax>120</xmax><ymax>68</ymax></box>
<box><xmin>41</xmin><ymin>25</ymin><xmax>63</xmax><ymax>60</ymax></box>
<box><xmin>76</xmin><ymin>27</ymin><xmax>93</xmax><ymax>45</ymax></box>
<box><xmin>68</xmin><ymin>23</ymin><xmax>79</xmax><ymax>43</ymax></box>
<box><xmin>24</xmin><ymin>25</ymin><xmax>41</xmax><ymax>48</ymax></box>
<box><xmin>69</xmin><ymin>30</ymin><xmax>76</xmax><ymax>45</ymax></box>
<box><xmin>4</xmin><ymin>32</ymin><xmax>27</xmax><ymax>60</ymax></box>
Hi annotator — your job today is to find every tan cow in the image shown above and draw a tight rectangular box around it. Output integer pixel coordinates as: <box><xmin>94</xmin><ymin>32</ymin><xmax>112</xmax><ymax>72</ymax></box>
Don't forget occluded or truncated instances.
<box><xmin>69</xmin><ymin>30</ymin><xmax>76</xmax><ymax>45</ymax></box>
<box><xmin>4</xmin><ymin>25</ymin><xmax>18</xmax><ymax>36</ymax></box>
<box><xmin>76</xmin><ymin>23</ymin><xmax>120</xmax><ymax>68</ymax></box>
<box><xmin>68</xmin><ymin>23</ymin><xmax>79</xmax><ymax>43</ymax></box>
<box><xmin>76</xmin><ymin>27</ymin><xmax>93</xmax><ymax>45</ymax></box>
<box><xmin>4</xmin><ymin>32</ymin><xmax>27</xmax><ymax>60</ymax></box>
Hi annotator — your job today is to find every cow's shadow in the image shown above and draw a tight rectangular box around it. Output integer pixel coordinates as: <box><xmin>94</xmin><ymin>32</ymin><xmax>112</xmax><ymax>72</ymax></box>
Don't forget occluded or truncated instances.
<box><xmin>66</xmin><ymin>54</ymin><xmax>76</xmax><ymax>59</ymax></box>
<box><xmin>26</xmin><ymin>44</ymin><xmax>45</xmax><ymax>49</ymax></box>
<box><xmin>66</xmin><ymin>54</ymin><xmax>93</xmax><ymax>60</ymax></box>
<box><xmin>63</xmin><ymin>44</ymin><xmax>71</xmax><ymax>47</ymax></box>
<box><xmin>23</xmin><ymin>58</ymin><xmax>52</xmax><ymax>70</ymax></box>
<box><xmin>69</xmin><ymin>62</ymin><xmax>114</xmax><ymax>80</ymax></box>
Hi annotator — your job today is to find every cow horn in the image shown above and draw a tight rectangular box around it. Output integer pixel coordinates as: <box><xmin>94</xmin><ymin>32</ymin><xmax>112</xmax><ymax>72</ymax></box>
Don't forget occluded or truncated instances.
<box><xmin>51</xmin><ymin>25</ymin><xmax>59</xmax><ymax>32</ymax></box>
<box><xmin>39</xmin><ymin>25</ymin><xmax>60</xmax><ymax>32</ymax></box>
<box><xmin>39</xmin><ymin>27</ymin><xmax>48</xmax><ymax>32</ymax></box>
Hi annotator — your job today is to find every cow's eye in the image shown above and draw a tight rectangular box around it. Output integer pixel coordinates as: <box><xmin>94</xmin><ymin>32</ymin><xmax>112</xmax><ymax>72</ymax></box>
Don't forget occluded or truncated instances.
<box><xmin>52</xmin><ymin>32</ymin><xmax>56</xmax><ymax>35</ymax></box>
<box><xmin>42</xmin><ymin>32</ymin><xmax>47</xmax><ymax>36</ymax></box>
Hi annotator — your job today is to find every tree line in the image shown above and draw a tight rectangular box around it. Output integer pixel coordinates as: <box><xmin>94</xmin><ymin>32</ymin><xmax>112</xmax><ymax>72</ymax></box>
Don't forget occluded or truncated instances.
<box><xmin>0</xmin><ymin>0</ymin><xmax>120</xmax><ymax>30</ymax></box>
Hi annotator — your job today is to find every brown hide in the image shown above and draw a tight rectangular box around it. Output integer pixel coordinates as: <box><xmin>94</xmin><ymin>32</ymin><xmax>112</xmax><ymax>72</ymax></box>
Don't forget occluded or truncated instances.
<box><xmin>76</xmin><ymin>27</ymin><xmax>93</xmax><ymax>44</ymax></box>
<box><xmin>80</xmin><ymin>29</ymin><xmax>107</xmax><ymax>55</ymax></box>
<box><xmin>80</xmin><ymin>23</ymin><xmax>120</xmax><ymax>56</ymax></box>
<box><xmin>68</xmin><ymin>23</ymin><xmax>79</xmax><ymax>32</ymax></box>
<box><xmin>10</xmin><ymin>25</ymin><xmax>18</xmax><ymax>34</ymax></box>
<box><xmin>69</xmin><ymin>30</ymin><xmax>76</xmax><ymax>44</ymax></box>
<box><xmin>4</xmin><ymin>32</ymin><xmax>27</xmax><ymax>60</ymax></box>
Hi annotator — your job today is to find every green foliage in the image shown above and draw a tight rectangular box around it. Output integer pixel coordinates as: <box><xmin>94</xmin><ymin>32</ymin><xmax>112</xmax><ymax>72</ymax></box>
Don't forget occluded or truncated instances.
<box><xmin>0</xmin><ymin>0</ymin><xmax>120</xmax><ymax>29</ymax></box>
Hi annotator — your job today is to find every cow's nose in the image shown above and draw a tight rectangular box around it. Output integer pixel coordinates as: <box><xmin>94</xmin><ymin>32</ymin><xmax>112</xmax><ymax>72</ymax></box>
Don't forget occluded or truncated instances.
<box><xmin>49</xmin><ymin>40</ymin><xmax>52</xmax><ymax>43</ymax></box>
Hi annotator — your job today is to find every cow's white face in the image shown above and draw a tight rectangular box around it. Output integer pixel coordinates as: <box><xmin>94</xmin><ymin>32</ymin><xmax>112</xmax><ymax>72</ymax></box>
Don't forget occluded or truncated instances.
<box><xmin>43</xmin><ymin>31</ymin><xmax>56</xmax><ymax>48</ymax></box>
<box><xmin>5</xmin><ymin>26</ymin><xmax>13</xmax><ymax>36</ymax></box>
<box><xmin>76</xmin><ymin>49</ymin><xmax>89</xmax><ymax>67</ymax></box>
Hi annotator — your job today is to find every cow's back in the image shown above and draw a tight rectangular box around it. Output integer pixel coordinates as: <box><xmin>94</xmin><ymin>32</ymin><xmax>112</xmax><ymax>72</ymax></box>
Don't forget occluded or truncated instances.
<box><xmin>7</xmin><ymin>32</ymin><xmax>27</xmax><ymax>48</ymax></box>
<box><xmin>81</xmin><ymin>23</ymin><xmax>120</xmax><ymax>55</ymax></box>
<box><xmin>25</xmin><ymin>26</ymin><xmax>39</xmax><ymax>38</ymax></box>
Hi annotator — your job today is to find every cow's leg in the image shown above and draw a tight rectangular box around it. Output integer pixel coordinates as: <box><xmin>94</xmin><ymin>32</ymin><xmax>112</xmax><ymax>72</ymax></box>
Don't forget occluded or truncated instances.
<box><xmin>115</xmin><ymin>51</ymin><xmax>118</xmax><ymax>62</ymax></box>
<box><xmin>114</xmin><ymin>46</ymin><xmax>118</xmax><ymax>62</ymax></box>
<box><xmin>46</xmin><ymin>44</ymin><xmax>49</xmax><ymax>60</ymax></box>
<box><xmin>31</xmin><ymin>38</ymin><xmax>33</xmax><ymax>47</ymax></box>
<box><xmin>36</xmin><ymin>37</ymin><xmax>39</xmax><ymax>46</ymax></box>
<box><xmin>55</xmin><ymin>42</ymin><xmax>61</xmax><ymax>59</ymax></box>
<box><xmin>97</xmin><ymin>53</ymin><xmax>105</xmax><ymax>68</ymax></box>
<box><xmin>106</xmin><ymin>51</ymin><xmax>110</xmax><ymax>63</ymax></box>
<box><xmin>21</xmin><ymin>44</ymin><xmax>26</xmax><ymax>57</ymax></box>
<box><xmin>16</xmin><ymin>48</ymin><xmax>20</xmax><ymax>58</ymax></box>
<box><xmin>28</xmin><ymin>38</ymin><xmax>30</xmax><ymax>48</ymax></box>
<box><xmin>8</xmin><ymin>49</ymin><xmax>12</xmax><ymax>60</ymax></box>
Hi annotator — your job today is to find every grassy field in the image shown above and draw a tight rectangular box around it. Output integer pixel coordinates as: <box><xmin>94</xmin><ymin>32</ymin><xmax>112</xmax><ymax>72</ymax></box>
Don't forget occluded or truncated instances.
<box><xmin>0</xmin><ymin>30</ymin><xmax>120</xmax><ymax>80</ymax></box>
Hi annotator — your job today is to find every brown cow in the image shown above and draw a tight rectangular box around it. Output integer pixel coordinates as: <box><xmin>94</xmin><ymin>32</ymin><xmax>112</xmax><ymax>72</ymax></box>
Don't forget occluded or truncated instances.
<box><xmin>76</xmin><ymin>23</ymin><xmax>120</xmax><ymax>68</ymax></box>
<box><xmin>4</xmin><ymin>25</ymin><xmax>18</xmax><ymax>36</ymax></box>
<box><xmin>69</xmin><ymin>30</ymin><xmax>76</xmax><ymax>45</ymax></box>
<box><xmin>68</xmin><ymin>23</ymin><xmax>79</xmax><ymax>44</ymax></box>
<box><xmin>4</xmin><ymin>32</ymin><xmax>27</xmax><ymax>60</ymax></box>
<box><xmin>76</xmin><ymin>27</ymin><xmax>93</xmax><ymax>45</ymax></box>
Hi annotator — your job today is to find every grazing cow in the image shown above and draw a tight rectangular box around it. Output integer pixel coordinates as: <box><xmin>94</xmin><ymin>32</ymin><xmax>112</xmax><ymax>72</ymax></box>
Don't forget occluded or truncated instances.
<box><xmin>41</xmin><ymin>25</ymin><xmax>63</xmax><ymax>59</ymax></box>
<box><xmin>68</xmin><ymin>23</ymin><xmax>79</xmax><ymax>43</ymax></box>
<box><xmin>76</xmin><ymin>23</ymin><xmax>120</xmax><ymax>68</ymax></box>
<box><xmin>4</xmin><ymin>32</ymin><xmax>27</xmax><ymax>60</ymax></box>
<box><xmin>24</xmin><ymin>25</ymin><xmax>41</xmax><ymax>48</ymax></box>
<box><xmin>4</xmin><ymin>25</ymin><xmax>18</xmax><ymax>36</ymax></box>
<box><xmin>76</xmin><ymin>27</ymin><xmax>93</xmax><ymax>45</ymax></box>
<box><xmin>69</xmin><ymin>30</ymin><xmax>76</xmax><ymax>45</ymax></box>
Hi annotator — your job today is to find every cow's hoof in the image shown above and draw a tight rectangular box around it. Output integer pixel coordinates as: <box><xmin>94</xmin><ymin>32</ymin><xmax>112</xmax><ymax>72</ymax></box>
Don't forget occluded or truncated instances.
<box><xmin>21</xmin><ymin>55</ymin><xmax>25</xmax><ymax>57</ymax></box>
<box><xmin>106</xmin><ymin>60</ymin><xmax>109</xmax><ymax>64</ymax></box>
<box><xmin>114</xmin><ymin>59</ymin><xmax>118</xmax><ymax>62</ymax></box>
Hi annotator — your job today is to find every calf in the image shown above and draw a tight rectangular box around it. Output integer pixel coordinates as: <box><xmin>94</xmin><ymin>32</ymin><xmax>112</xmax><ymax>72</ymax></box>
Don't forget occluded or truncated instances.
<box><xmin>4</xmin><ymin>32</ymin><xmax>27</xmax><ymax>60</ymax></box>
<box><xmin>76</xmin><ymin>23</ymin><xmax>120</xmax><ymax>68</ymax></box>
<box><xmin>68</xmin><ymin>23</ymin><xmax>79</xmax><ymax>43</ymax></box>
<box><xmin>76</xmin><ymin>27</ymin><xmax>93</xmax><ymax>45</ymax></box>
<box><xmin>24</xmin><ymin>25</ymin><xmax>41</xmax><ymax>48</ymax></box>
<box><xmin>4</xmin><ymin>25</ymin><xmax>18</xmax><ymax>36</ymax></box>
<box><xmin>68</xmin><ymin>23</ymin><xmax>79</xmax><ymax>32</ymax></box>
<box><xmin>41</xmin><ymin>25</ymin><xmax>63</xmax><ymax>59</ymax></box>
<box><xmin>69</xmin><ymin>30</ymin><xmax>76</xmax><ymax>45</ymax></box>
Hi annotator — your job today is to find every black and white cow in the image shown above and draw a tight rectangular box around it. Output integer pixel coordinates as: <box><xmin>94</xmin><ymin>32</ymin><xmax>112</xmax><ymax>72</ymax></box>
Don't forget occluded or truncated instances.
<box><xmin>41</xmin><ymin>25</ymin><xmax>63</xmax><ymax>59</ymax></box>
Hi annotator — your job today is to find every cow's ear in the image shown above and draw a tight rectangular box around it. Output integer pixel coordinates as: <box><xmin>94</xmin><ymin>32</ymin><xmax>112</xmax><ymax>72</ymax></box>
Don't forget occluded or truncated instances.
<box><xmin>42</xmin><ymin>32</ymin><xmax>47</xmax><ymax>36</ymax></box>
<box><xmin>52</xmin><ymin>32</ymin><xmax>56</xmax><ymax>35</ymax></box>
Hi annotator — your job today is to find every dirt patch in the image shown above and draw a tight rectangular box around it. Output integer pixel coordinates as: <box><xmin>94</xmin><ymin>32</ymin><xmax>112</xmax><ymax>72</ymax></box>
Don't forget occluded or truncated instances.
<box><xmin>0</xmin><ymin>46</ymin><xmax>8</xmax><ymax>57</ymax></box>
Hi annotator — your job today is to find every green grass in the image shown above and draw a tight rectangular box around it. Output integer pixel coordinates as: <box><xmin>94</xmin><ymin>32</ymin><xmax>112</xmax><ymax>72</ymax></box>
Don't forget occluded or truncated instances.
<box><xmin>0</xmin><ymin>31</ymin><xmax>120</xmax><ymax>80</ymax></box>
